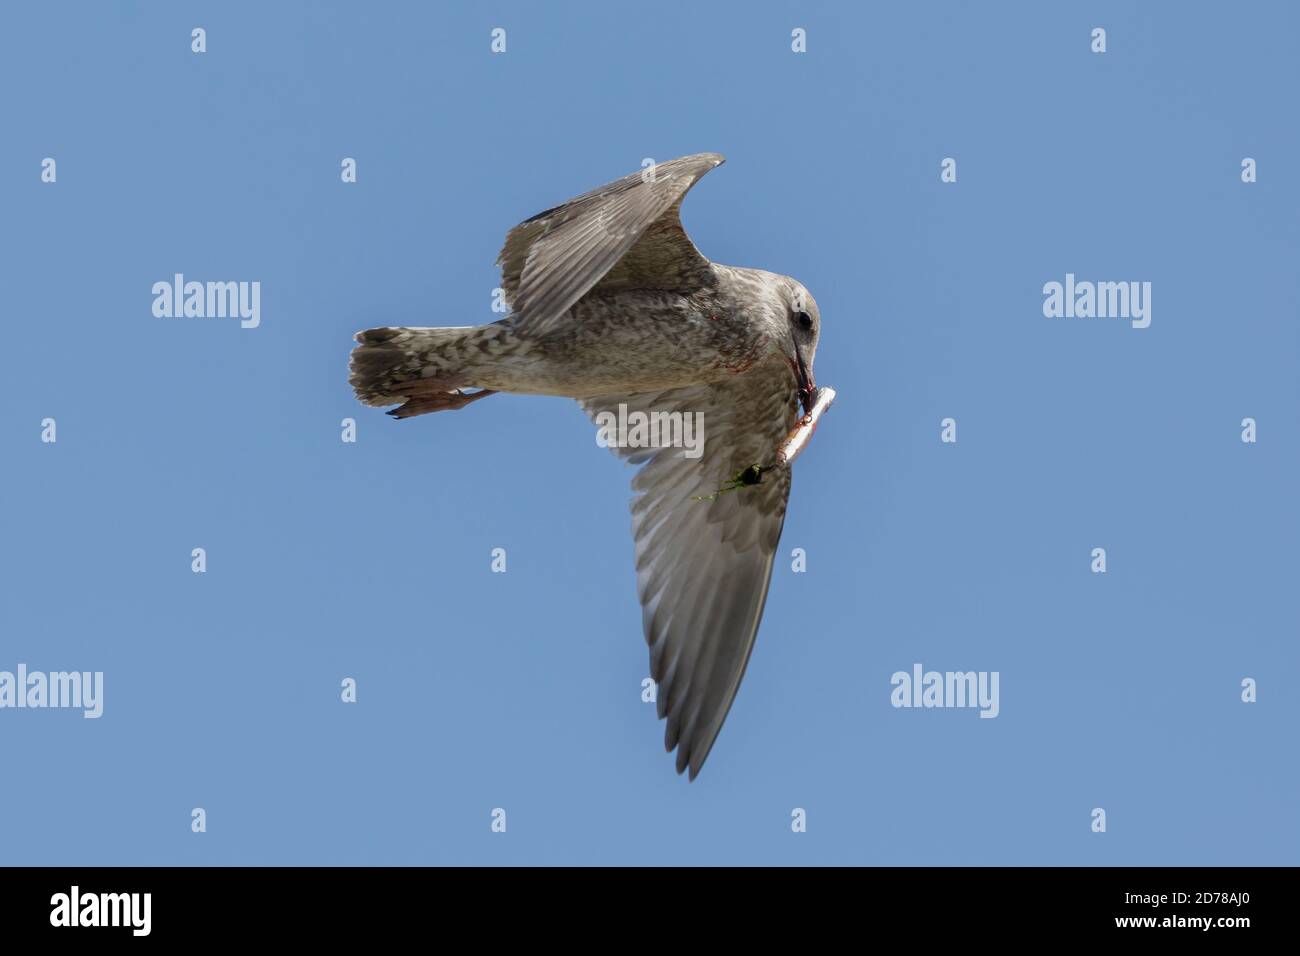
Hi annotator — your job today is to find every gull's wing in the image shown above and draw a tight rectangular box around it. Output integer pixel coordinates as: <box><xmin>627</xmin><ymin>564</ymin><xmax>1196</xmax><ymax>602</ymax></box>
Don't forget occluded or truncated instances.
<box><xmin>581</xmin><ymin>366</ymin><xmax>799</xmax><ymax>779</ymax></box>
<box><xmin>498</xmin><ymin>153</ymin><xmax>724</xmax><ymax>337</ymax></box>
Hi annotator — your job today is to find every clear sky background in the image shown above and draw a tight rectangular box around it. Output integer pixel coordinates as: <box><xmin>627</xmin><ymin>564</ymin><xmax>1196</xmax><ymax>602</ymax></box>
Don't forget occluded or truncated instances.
<box><xmin>2</xmin><ymin>1</ymin><xmax>1297</xmax><ymax>865</ymax></box>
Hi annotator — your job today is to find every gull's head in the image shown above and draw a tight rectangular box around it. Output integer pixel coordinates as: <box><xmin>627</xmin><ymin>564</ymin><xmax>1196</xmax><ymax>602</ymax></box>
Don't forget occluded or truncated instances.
<box><xmin>776</xmin><ymin>276</ymin><xmax>820</xmax><ymax>415</ymax></box>
<box><xmin>729</xmin><ymin>267</ymin><xmax>822</xmax><ymax>415</ymax></box>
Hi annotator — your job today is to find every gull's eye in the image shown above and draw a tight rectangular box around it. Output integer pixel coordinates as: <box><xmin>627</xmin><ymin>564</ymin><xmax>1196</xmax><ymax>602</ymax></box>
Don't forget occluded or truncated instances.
<box><xmin>795</xmin><ymin>311</ymin><xmax>813</xmax><ymax>331</ymax></box>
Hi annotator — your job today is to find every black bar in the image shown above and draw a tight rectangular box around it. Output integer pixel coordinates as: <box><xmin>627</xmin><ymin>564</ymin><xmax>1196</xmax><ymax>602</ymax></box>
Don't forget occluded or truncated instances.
<box><xmin>0</xmin><ymin>866</ymin><xmax>1280</xmax><ymax>940</ymax></box>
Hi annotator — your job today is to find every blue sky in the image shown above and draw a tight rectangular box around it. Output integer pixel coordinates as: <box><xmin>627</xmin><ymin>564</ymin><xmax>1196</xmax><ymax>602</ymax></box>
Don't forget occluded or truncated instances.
<box><xmin>1</xmin><ymin>1</ymin><xmax>1297</xmax><ymax>865</ymax></box>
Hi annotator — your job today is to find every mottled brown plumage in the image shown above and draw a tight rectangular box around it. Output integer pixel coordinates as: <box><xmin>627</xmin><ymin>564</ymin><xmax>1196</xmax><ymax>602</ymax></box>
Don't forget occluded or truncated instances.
<box><xmin>348</xmin><ymin>153</ymin><xmax>828</xmax><ymax>778</ymax></box>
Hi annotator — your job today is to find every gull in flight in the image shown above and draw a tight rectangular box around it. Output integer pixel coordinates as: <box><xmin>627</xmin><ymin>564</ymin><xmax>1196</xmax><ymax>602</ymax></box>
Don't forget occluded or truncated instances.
<box><xmin>349</xmin><ymin>153</ymin><xmax>833</xmax><ymax>778</ymax></box>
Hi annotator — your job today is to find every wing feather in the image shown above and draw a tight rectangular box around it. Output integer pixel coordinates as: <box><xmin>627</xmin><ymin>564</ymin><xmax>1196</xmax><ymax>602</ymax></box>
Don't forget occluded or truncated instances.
<box><xmin>581</xmin><ymin>367</ymin><xmax>798</xmax><ymax>778</ymax></box>
<box><xmin>498</xmin><ymin>153</ymin><xmax>724</xmax><ymax>335</ymax></box>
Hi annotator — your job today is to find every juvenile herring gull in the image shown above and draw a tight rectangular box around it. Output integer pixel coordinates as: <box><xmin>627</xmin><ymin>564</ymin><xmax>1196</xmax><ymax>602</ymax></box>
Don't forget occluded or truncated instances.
<box><xmin>349</xmin><ymin>153</ymin><xmax>833</xmax><ymax>779</ymax></box>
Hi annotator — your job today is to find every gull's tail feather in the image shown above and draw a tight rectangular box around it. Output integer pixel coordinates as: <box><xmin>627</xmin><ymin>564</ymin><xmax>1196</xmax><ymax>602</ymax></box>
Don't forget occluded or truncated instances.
<box><xmin>349</xmin><ymin>325</ymin><xmax>500</xmax><ymax>418</ymax></box>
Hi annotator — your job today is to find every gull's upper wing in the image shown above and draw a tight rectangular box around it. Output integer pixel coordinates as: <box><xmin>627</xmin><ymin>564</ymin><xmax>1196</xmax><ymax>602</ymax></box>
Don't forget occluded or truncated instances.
<box><xmin>581</xmin><ymin>367</ymin><xmax>798</xmax><ymax>779</ymax></box>
<box><xmin>498</xmin><ymin>153</ymin><xmax>724</xmax><ymax>337</ymax></box>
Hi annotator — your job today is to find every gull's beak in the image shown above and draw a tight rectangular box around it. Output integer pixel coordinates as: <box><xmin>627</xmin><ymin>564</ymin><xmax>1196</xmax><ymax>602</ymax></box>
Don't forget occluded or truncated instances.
<box><xmin>793</xmin><ymin>342</ymin><xmax>816</xmax><ymax>417</ymax></box>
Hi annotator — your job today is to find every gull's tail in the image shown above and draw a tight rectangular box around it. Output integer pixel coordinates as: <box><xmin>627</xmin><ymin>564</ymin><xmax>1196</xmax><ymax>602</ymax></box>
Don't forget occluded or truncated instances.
<box><xmin>349</xmin><ymin>325</ymin><xmax>498</xmax><ymax>418</ymax></box>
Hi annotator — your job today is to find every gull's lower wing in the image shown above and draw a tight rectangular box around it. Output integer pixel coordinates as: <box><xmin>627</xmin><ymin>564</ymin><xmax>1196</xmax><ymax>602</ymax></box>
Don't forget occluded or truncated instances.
<box><xmin>581</xmin><ymin>370</ymin><xmax>798</xmax><ymax>778</ymax></box>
